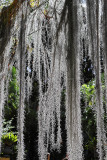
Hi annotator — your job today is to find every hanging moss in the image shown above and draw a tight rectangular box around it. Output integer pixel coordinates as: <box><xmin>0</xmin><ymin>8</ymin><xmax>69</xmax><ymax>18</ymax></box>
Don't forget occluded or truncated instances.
<box><xmin>0</xmin><ymin>0</ymin><xmax>24</xmax><ymax>71</ymax></box>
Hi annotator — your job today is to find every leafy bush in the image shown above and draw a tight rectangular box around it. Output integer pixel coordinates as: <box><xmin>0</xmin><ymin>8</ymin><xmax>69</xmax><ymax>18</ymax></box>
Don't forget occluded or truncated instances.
<box><xmin>2</xmin><ymin>132</ymin><xmax>17</xmax><ymax>146</ymax></box>
<box><xmin>81</xmin><ymin>80</ymin><xmax>95</xmax><ymax>107</ymax></box>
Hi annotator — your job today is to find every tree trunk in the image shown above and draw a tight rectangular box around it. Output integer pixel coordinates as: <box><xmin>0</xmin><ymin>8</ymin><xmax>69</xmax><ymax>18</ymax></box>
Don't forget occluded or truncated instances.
<box><xmin>66</xmin><ymin>0</ymin><xmax>83</xmax><ymax>159</ymax></box>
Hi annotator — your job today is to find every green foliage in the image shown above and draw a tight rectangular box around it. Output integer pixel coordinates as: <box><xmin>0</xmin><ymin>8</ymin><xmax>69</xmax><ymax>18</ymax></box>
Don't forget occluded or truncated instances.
<box><xmin>81</xmin><ymin>73</ymin><xmax>105</xmax><ymax>107</ymax></box>
<box><xmin>1</xmin><ymin>67</ymin><xmax>18</xmax><ymax>157</ymax></box>
<box><xmin>4</xmin><ymin>66</ymin><xmax>19</xmax><ymax>131</ymax></box>
<box><xmin>2</xmin><ymin>119</ymin><xmax>15</xmax><ymax>134</ymax></box>
<box><xmin>85</xmin><ymin>137</ymin><xmax>96</xmax><ymax>150</ymax></box>
<box><xmin>2</xmin><ymin>67</ymin><xmax>18</xmax><ymax>157</ymax></box>
<box><xmin>2</xmin><ymin>132</ymin><xmax>17</xmax><ymax>146</ymax></box>
<box><xmin>81</xmin><ymin>74</ymin><xmax>106</xmax><ymax>159</ymax></box>
<box><xmin>81</xmin><ymin>79</ymin><xmax>97</xmax><ymax>159</ymax></box>
<box><xmin>81</xmin><ymin>80</ymin><xmax>95</xmax><ymax>107</ymax></box>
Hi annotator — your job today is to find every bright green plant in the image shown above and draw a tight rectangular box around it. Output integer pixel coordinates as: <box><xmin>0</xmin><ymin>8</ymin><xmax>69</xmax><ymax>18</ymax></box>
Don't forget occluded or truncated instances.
<box><xmin>2</xmin><ymin>132</ymin><xmax>17</xmax><ymax>146</ymax></box>
<box><xmin>81</xmin><ymin>80</ymin><xmax>95</xmax><ymax>107</ymax></box>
